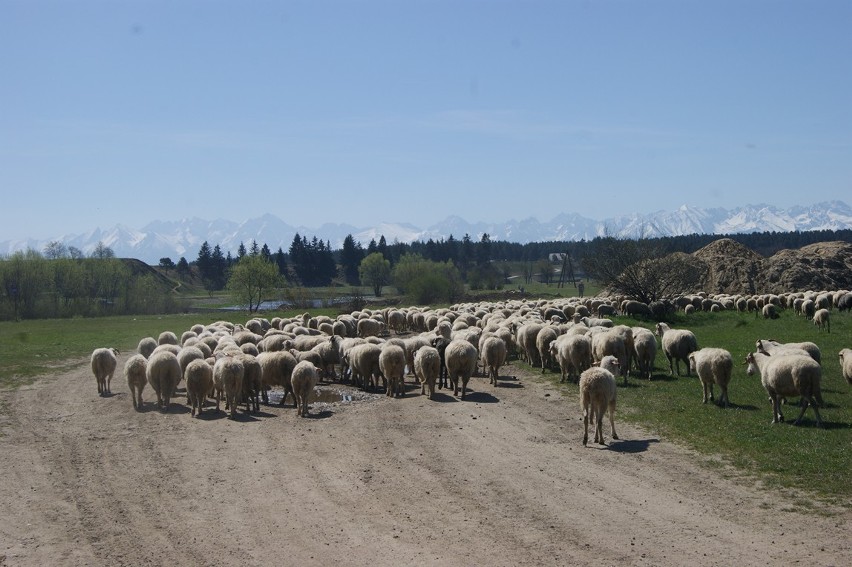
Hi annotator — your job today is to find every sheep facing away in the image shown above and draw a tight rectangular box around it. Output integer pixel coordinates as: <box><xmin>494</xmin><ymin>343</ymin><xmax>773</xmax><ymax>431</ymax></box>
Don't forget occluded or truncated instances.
<box><xmin>146</xmin><ymin>351</ymin><xmax>182</xmax><ymax>411</ymax></box>
<box><xmin>480</xmin><ymin>336</ymin><xmax>507</xmax><ymax>386</ymax></box>
<box><xmin>414</xmin><ymin>346</ymin><xmax>441</xmax><ymax>399</ymax></box>
<box><xmin>688</xmin><ymin>348</ymin><xmax>733</xmax><ymax>407</ymax></box>
<box><xmin>812</xmin><ymin>309</ymin><xmax>830</xmax><ymax>333</ymax></box>
<box><xmin>214</xmin><ymin>355</ymin><xmax>245</xmax><ymax>420</ymax></box>
<box><xmin>291</xmin><ymin>360</ymin><xmax>319</xmax><ymax>417</ymax></box>
<box><xmin>91</xmin><ymin>347</ymin><xmax>120</xmax><ymax>395</ymax></box>
<box><xmin>655</xmin><ymin>323</ymin><xmax>698</xmax><ymax>376</ymax></box>
<box><xmin>123</xmin><ymin>354</ymin><xmax>147</xmax><ymax>410</ymax></box>
<box><xmin>184</xmin><ymin>358</ymin><xmax>213</xmax><ymax>417</ymax></box>
<box><xmin>444</xmin><ymin>339</ymin><xmax>478</xmax><ymax>399</ymax></box>
<box><xmin>579</xmin><ymin>355</ymin><xmax>620</xmax><ymax>446</ymax></box>
<box><xmin>379</xmin><ymin>344</ymin><xmax>407</xmax><ymax>398</ymax></box>
<box><xmin>746</xmin><ymin>351</ymin><xmax>823</xmax><ymax>427</ymax></box>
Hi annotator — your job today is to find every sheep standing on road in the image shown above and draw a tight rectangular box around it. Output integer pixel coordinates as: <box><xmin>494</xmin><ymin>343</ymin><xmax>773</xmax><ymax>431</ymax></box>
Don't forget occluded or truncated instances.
<box><xmin>91</xmin><ymin>347</ymin><xmax>120</xmax><ymax>395</ymax></box>
<box><xmin>655</xmin><ymin>323</ymin><xmax>698</xmax><ymax>376</ymax></box>
<box><xmin>414</xmin><ymin>346</ymin><xmax>441</xmax><ymax>399</ymax></box>
<box><xmin>746</xmin><ymin>351</ymin><xmax>823</xmax><ymax>427</ymax></box>
<box><xmin>290</xmin><ymin>361</ymin><xmax>319</xmax><ymax>417</ymax></box>
<box><xmin>445</xmin><ymin>339</ymin><xmax>478</xmax><ymax>399</ymax></box>
<box><xmin>480</xmin><ymin>336</ymin><xmax>507</xmax><ymax>386</ymax></box>
<box><xmin>146</xmin><ymin>351</ymin><xmax>181</xmax><ymax>411</ymax></box>
<box><xmin>214</xmin><ymin>355</ymin><xmax>245</xmax><ymax>420</ymax></box>
<box><xmin>579</xmin><ymin>355</ymin><xmax>620</xmax><ymax>446</ymax></box>
<box><xmin>380</xmin><ymin>344</ymin><xmax>407</xmax><ymax>397</ymax></box>
<box><xmin>123</xmin><ymin>354</ymin><xmax>147</xmax><ymax>410</ymax></box>
<box><xmin>688</xmin><ymin>348</ymin><xmax>733</xmax><ymax>407</ymax></box>
<box><xmin>184</xmin><ymin>358</ymin><xmax>213</xmax><ymax>417</ymax></box>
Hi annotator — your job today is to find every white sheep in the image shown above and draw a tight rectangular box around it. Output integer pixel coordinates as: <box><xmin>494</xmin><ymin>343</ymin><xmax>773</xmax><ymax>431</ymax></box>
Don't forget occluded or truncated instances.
<box><xmin>146</xmin><ymin>350</ymin><xmax>181</xmax><ymax>411</ymax></box>
<box><xmin>137</xmin><ymin>337</ymin><xmax>158</xmax><ymax>359</ymax></box>
<box><xmin>746</xmin><ymin>351</ymin><xmax>823</xmax><ymax>427</ymax></box>
<box><xmin>379</xmin><ymin>344</ymin><xmax>407</xmax><ymax>398</ymax></box>
<box><xmin>257</xmin><ymin>350</ymin><xmax>297</xmax><ymax>406</ymax></box>
<box><xmin>347</xmin><ymin>343</ymin><xmax>383</xmax><ymax>392</ymax></box>
<box><xmin>812</xmin><ymin>308</ymin><xmax>830</xmax><ymax>333</ymax></box>
<box><xmin>655</xmin><ymin>322</ymin><xmax>698</xmax><ymax>376</ymax></box>
<box><xmin>237</xmin><ymin>353</ymin><xmax>262</xmax><ymax>413</ymax></box>
<box><xmin>688</xmin><ymin>348</ymin><xmax>733</xmax><ymax>407</ymax></box>
<box><xmin>631</xmin><ymin>327</ymin><xmax>657</xmax><ymax>380</ymax></box>
<box><xmin>414</xmin><ymin>346</ymin><xmax>441</xmax><ymax>399</ymax></box>
<box><xmin>157</xmin><ymin>331</ymin><xmax>179</xmax><ymax>346</ymax></box>
<box><xmin>123</xmin><ymin>353</ymin><xmax>147</xmax><ymax>410</ymax></box>
<box><xmin>535</xmin><ymin>326</ymin><xmax>559</xmax><ymax>373</ymax></box>
<box><xmin>290</xmin><ymin>360</ymin><xmax>319</xmax><ymax>417</ymax></box>
<box><xmin>839</xmin><ymin>349</ymin><xmax>852</xmax><ymax>386</ymax></box>
<box><xmin>184</xmin><ymin>358</ymin><xmax>213</xmax><ymax>417</ymax></box>
<box><xmin>579</xmin><ymin>355</ymin><xmax>620</xmax><ymax>446</ymax></box>
<box><xmin>214</xmin><ymin>355</ymin><xmax>245</xmax><ymax>419</ymax></box>
<box><xmin>591</xmin><ymin>331</ymin><xmax>628</xmax><ymax>385</ymax></box>
<box><xmin>445</xmin><ymin>339</ymin><xmax>478</xmax><ymax>399</ymax></box>
<box><xmin>755</xmin><ymin>339</ymin><xmax>821</xmax><ymax>364</ymax></box>
<box><xmin>480</xmin><ymin>336</ymin><xmax>507</xmax><ymax>386</ymax></box>
<box><xmin>548</xmin><ymin>334</ymin><xmax>592</xmax><ymax>383</ymax></box>
<box><xmin>90</xmin><ymin>347</ymin><xmax>120</xmax><ymax>395</ymax></box>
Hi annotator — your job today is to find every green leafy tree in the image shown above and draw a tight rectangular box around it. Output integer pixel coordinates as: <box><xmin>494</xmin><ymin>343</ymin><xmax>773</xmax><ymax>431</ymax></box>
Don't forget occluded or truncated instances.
<box><xmin>1</xmin><ymin>249</ymin><xmax>50</xmax><ymax>319</ymax></box>
<box><xmin>359</xmin><ymin>252</ymin><xmax>391</xmax><ymax>297</ymax></box>
<box><xmin>391</xmin><ymin>253</ymin><xmax>464</xmax><ymax>304</ymax></box>
<box><xmin>158</xmin><ymin>257</ymin><xmax>175</xmax><ymax>269</ymax></box>
<box><xmin>226</xmin><ymin>255</ymin><xmax>281</xmax><ymax>313</ymax></box>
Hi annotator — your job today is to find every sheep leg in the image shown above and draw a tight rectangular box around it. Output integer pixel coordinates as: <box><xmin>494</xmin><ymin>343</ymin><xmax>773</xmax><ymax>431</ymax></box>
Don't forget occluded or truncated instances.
<box><xmin>595</xmin><ymin>411</ymin><xmax>604</xmax><ymax>445</ymax></box>
<box><xmin>608</xmin><ymin>401</ymin><xmax>618</xmax><ymax>441</ymax></box>
<box><xmin>702</xmin><ymin>383</ymin><xmax>710</xmax><ymax>404</ymax></box>
<box><xmin>708</xmin><ymin>384</ymin><xmax>715</xmax><ymax>403</ymax></box>
<box><xmin>666</xmin><ymin>354</ymin><xmax>674</xmax><ymax>376</ymax></box>
<box><xmin>582</xmin><ymin>409</ymin><xmax>590</xmax><ymax>446</ymax></box>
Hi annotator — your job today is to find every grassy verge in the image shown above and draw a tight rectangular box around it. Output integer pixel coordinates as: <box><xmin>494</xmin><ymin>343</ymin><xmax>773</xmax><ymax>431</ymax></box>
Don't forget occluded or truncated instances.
<box><xmin>520</xmin><ymin>308</ymin><xmax>852</xmax><ymax>507</ymax></box>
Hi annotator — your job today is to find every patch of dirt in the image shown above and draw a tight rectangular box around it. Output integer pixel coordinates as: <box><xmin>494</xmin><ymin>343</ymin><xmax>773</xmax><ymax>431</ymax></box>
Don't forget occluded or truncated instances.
<box><xmin>0</xmin><ymin>356</ymin><xmax>849</xmax><ymax>566</ymax></box>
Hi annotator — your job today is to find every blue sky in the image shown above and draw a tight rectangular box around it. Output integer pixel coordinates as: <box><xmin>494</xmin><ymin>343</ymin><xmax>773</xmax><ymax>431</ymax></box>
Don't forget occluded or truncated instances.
<box><xmin>2</xmin><ymin>0</ymin><xmax>850</xmax><ymax>241</ymax></box>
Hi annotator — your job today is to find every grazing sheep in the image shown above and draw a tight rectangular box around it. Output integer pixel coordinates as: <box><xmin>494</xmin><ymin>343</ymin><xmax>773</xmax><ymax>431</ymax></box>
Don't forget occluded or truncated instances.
<box><xmin>688</xmin><ymin>348</ymin><xmax>734</xmax><ymax>407</ymax></box>
<box><xmin>655</xmin><ymin>323</ymin><xmax>698</xmax><ymax>376</ymax></box>
<box><xmin>257</xmin><ymin>350</ymin><xmax>298</xmax><ymax>407</ymax></box>
<box><xmin>137</xmin><ymin>337</ymin><xmax>158</xmax><ymax>359</ymax></box>
<box><xmin>184</xmin><ymin>358</ymin><xmax>213</xmax><ymax>417</ymax></box>
<box><xmin>91</xmin><ymin>347</ymin><xmax>120</xmax><ymax>395</ymax></box>
<box><xmin>379</xmin><ymin>344</ymin><xmax>407</xmax><ymax>397</ymax></box>
<box><xmin>762</xmin><ymin>304</ymin><xmax>779</xmax><ymax>320</ymax></box>
<box><xmin>357</xmin><ymin>318</ymin><xmax>385</xmax><ymax>338</ymax></box>
<box><xmin>621</xmin><ymin>300</ymin><xmax>653</xmax><ymax>319</ymax></box>
<box><xmin>444</xmin><ymin>339</ymin><xmax>478</xmax><ymax>399</ymax></box>
<box><xmin>813</xmin><ymin>308</ymin><xmax>830</xmax><ymax>333</ymax></box>
<box><xmin>146</xmin><ymin>351</ymin><xmax>181</xmax><ymax>411</ymax></box>
<box><xmin>414</xmin><ymin>346</ymin><xmax>441</xmax><ymax>399</ymax></box>
<box><xmin>839</xmin><ymin>349</ymin><xmax>852</xmax><ymax>385</ymax></box>
<box><xmin>535</xmin><ymin>326</ymin><xmax>559</xmax><ymax>373</ymax></box>
<box><xmin>579</xmin><ymin>355</ymin><xmax>620</xmax><ymax>446</ymax></box>
<box><xmin>631</xmin><ymin>327</ymin><xmax>657</xmax><ymax>380</ymax></box>
<box><xmin>290</xmin><ymin>360</ymin><xmax>319</xmax><ymax>417</ymax></box>
<box><xmin>480</xmin><ymin>336</ymin><xmax>507</xmax><ymax>386</ymax></box>
<box><xmin>123</xmin><ymin>354</ymin><xmax>147</xmax><ymax>410</ymax></box>
<box><xmin>214</xmin><ymin>355</ymin><xmax>245</xmax><ymax>419</ymax></box>
<box><xmin>746</xmin><ymin>351</ymin><xmax>823</xmax><ymax>427</ymax></box>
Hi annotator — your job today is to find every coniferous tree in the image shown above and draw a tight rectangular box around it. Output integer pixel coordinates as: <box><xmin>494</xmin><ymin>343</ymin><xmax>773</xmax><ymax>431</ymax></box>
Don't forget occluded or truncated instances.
<box><xmin>340</xmin><ymin>234</ymin><xmax>364</xmax><ymax>285</ymax></box>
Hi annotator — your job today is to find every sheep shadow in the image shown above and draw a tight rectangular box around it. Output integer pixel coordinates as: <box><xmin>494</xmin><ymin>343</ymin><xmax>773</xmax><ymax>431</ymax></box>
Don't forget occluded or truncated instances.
<box><xmin>820</xmin><ymin>420</ymin><xmax>852</xmax><ymax>431</ymax></box>
<box><xmin>99</xmin><ymin>391</ymin><xmax>118</xmax><ymax>398</ymax></box>
<box><xmin>429</xmin><ymin>392</ymin><xmax>459</xmax><ymax>403</ymax></box>
<box><xmin>305</xmin><ymin>409</ymin><xmax>335</xmax><ymax>419</ymax></box>
<box><xmin>607</xmin><ymin>438</ymin><xmax>660</xmax><ymax>453</ymax></box>
<box><xmin>723</xmin><ymin>402</ymin><xmax>759</xmax><ymax>411</ymax></box>
<box><xmin>462</xmin><ymin>391</ymin><xmax>500</xmax><ymax>404</ymax></box>
<box><xmin>160</xmin><ymin>404</ymin><xmax>192</xmax><ymax>415</ymax></box>
<box><xmin>497</xmin><ymin>381</ymin><xmax>524</xmax><ymax>389</ymax></box>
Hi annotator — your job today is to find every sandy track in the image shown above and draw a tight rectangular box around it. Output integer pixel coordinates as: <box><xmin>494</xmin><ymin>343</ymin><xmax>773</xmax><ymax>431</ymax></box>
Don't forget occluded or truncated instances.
<box><xmin>0</xmin><ymin>354</ymin><xmax>849</xmax><ymax>566</ymax></box>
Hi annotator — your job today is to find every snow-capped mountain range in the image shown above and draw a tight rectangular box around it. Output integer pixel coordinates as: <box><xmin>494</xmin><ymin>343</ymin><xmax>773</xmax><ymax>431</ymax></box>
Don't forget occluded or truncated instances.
<box><xmin>2</xmin><ymin>201</ymin><xmax>851</xmax><ymax>265</ymax></box>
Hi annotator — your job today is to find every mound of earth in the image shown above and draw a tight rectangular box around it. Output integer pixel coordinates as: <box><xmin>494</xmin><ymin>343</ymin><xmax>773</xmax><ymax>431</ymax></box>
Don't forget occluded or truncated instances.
<box><xmin>693</xmin><ymin>238</ymin><xmax>764</xmax><ymax>295</ymax></box>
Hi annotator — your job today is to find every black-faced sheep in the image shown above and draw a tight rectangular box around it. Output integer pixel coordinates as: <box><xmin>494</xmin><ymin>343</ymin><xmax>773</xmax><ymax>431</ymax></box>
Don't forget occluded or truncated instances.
<box><xmin>579</xmin><ymin>355</ymin><xmax>620</xmax><ymax>446</ymax></box>
<box><xmin>123</xmin><ymin>353</ymin><xmax>147</xmax><ymax>410</ymax></box>
<box><xmin>746</xmin><ymin>351</ymin><xmax>823</xmax><ymax>427</ymax></box>
<box><xmin>146</xmin><ymin>350</ymin><xmax>181</xmax><ymax>411</ymax></box>
<box><xmin>688</xmin><ymin>348</ymin><xmax>733</xmax><ymax>407</ymax></box>
<box><xmin>290</xmin><ymin>360</ymin><xmax>319</xmax><ymax>417</ymax></box>
<box><xmin>655</xmin><ymin>322</ymin><xmax>698</xmax><ymax>376</ymax></box>
<box><xmin>91</xmin><ymin>347</ymin><xmax>120</xmax><ymax>395</ymax></box>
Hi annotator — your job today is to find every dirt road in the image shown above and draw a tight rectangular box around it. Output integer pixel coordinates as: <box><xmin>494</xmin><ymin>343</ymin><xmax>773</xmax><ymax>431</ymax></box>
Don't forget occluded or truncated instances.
<box><xmin>1</xmin><ymin>355</ymin><xmax>849</xmax><ymax>566</ymax></box>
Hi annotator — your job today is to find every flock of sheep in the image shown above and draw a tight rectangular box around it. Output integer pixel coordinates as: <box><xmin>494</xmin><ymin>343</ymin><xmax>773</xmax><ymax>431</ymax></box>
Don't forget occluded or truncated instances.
<box><xmin>89</xmin><ymin>288</ymin><xmax>852</xmax><ymax>445</ymax></box>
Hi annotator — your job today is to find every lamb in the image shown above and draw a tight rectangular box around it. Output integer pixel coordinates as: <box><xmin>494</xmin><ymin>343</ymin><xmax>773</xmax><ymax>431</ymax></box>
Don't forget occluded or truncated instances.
<box><xmin>688</xmin><ymin>348</ymin><xmax>733</xmax><ymax>407</ymax></box>
<box><xmin>480</xmin><ymin>336</ymin><xmax>507</xmax><ymax>386</ymax></box>
<box><xmin>213</xmin><ymin>355</ymin><xmax>245</xmax><ymax>419</ymax></box>
<box><xmin>839</xmin><ymin>349</ymin><xmax>852</xmax><ymax>385</ymax></box>
<box><xmin>812</xmin><ymin>308</ymin><xmax>830</xmax><ymax>333</ymax></box>
<box><xmin>746</xmin><ymin>351</ymin><xmax>823</xmax><ymax>427</ymax></box>
<box><xmin>290</xmin><ymin>361</ymin><xmax>319</xmax><ymax>417</ymax></box>
<box><xmin>655</xmin><ymin>322</ymin><xmax>698</xmax><ymax>376</ymax></box>
<box><xmin>444</xmin><ymin>339</ymin><xmax>478</xmax><ymax>399</ymax></box>
<box><xmin>379</xmin><ymin>344</ymin><xmax>407</xmax><ymax>397</ymax></box>
<box><xmin>146</xmin><ymin>350</ymin><xmax>181</xmax><ymax>411</ymax></box>
<box><xmin>257</xmin><ymin>350</ymin><xmax>298</xmax><ymax>406</ymax></box>
<box><xmin>579</xmin><ymin>355</ymin><xmax>620</xmax><ymax>446</ymax></box>
<box><xmin>137</xmin><ymin>337</ymin><xmax>158</xmax><ymax>359</ymax></box>
<box><xmin>123</xmin><ymin>353</ymin><xmax>147</xmax><ymax>410</ymax></box>
<box><xmin>631</xmin><ymin>327</ymin><xmax>657</xmax><ymax>380</ymax></box>
<box><xmin>414</xmin><ymin>346</ymin><xmax>441</xmax><ymax>399</ymax></box>
<box><xmin>184</xmin><ymin>358</ymin><xmax>213</xmax><ymax>417</ymax></box>
<box><xmin>90</xmin><ymin>347</ymin><xmax>120</xmax><ymax>395</ymax></box>
<box><xmin>548</xmin><ymin>334</ymin><xmax>592</xmax><ymax>383</ymax></box>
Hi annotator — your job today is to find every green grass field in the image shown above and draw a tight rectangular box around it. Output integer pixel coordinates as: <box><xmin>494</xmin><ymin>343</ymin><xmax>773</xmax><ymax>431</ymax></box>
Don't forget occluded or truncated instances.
<box><xmin>1</xmin><ymin>305</ymin><xmax>849</xmax><ymax>507</ymax></box>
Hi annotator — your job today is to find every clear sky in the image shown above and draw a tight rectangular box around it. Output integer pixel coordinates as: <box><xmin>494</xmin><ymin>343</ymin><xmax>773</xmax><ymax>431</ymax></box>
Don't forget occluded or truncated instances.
<box><xmin>2</xmin><ymin>0</ymin><xmax>850</xmax><ymax>241</ymax></box>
